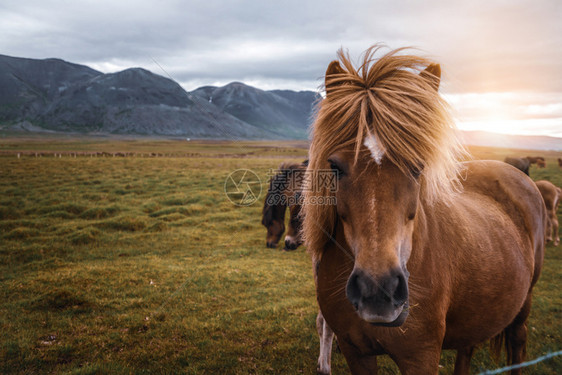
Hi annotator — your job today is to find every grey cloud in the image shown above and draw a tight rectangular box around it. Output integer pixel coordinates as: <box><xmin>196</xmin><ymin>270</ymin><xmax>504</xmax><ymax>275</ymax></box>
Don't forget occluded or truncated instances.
<box><xmin>0</xmin><ymin>0</ymin><xmax>559</xmax><ymax>137</ymax></box>
<box><xmin>0</xmin><ymin>0</ymin><xmax>561</xmax><ymax>107</ymax></box>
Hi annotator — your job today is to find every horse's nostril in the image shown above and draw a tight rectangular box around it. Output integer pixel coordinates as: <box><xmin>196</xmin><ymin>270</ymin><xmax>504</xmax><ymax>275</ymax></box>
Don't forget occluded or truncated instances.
<box><xmin>392</xmin><ymin>274</ymin><xmax>408</xmax><ymax>306</ymax></box>
<box><xmin>346</xmin><ymin>271</ymin><xmax>362</xmax><ymax>305</ymax></box>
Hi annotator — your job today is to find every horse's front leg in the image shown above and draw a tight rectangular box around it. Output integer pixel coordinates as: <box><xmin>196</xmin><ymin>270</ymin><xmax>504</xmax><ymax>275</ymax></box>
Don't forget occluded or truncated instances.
<box><xmin>392</xmin><ymin>345</ymin><xmax>443</xmax><ymax>375</ymax></box>
<box><xmin>316</xmin><ymin>311</ymin><xmax>334</xmax><ymax>375</ymax></box>
<box><xmin>453</xmin><ymin>346</ymin><xmax>475</xmax><ymax>375</ymax></box>
<box><xmin>337</xmin><ymin>338</ymin><xmax>378</xmax><ymax>375</ymax></box>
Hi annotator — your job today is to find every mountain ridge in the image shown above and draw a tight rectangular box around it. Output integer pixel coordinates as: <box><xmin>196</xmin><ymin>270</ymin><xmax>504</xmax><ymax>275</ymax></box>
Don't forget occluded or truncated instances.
<box><xmin>0</xmin><ymin>54</ymin><xmax>319</xmax><ymax>139</ymax></box>
<box><xmin>0</xmin><ymin>54</ymin><xmax>560</xmax><ymax>150</ymax></box>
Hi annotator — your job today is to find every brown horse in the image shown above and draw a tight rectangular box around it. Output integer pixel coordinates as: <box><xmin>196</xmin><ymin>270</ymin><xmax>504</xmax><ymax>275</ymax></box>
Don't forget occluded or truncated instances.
<box><xmin>558</xmin><ymin>158</ymin><xmax>562</xmax><ymax>168</ymax></box>
<box><xmin>504</xmin><ymin>157</ymin><xmax>530</xmax><ymax>175</ymax></box>
<box><xmin>302</xmin><ymin>46</ymin><xmax>546</xmax><ymax>374</ymax></box>
<box><xmin>535</xmin><ymin>180</ymin><xmax>561</xmax><ymax>246</ymax></box>
<box><xmin>261</xmin><ymin>161</ymin><xmax>307</xmax><ymax>250</ymax></box>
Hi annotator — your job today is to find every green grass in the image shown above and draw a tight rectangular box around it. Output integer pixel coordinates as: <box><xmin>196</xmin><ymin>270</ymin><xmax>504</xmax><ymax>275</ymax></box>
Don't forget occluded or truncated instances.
<box><xmin>0</xmin><ymin>139</ymin><xmax>560</xmax><ymax>374</ymax></box>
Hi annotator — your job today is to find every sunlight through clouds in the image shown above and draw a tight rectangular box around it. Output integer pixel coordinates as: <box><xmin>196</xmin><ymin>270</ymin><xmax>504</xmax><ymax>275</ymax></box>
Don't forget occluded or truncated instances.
<box><xmin>445</xmin><ymin>92</ymin><xmax>562</xmax><ymax>137</ymax></box>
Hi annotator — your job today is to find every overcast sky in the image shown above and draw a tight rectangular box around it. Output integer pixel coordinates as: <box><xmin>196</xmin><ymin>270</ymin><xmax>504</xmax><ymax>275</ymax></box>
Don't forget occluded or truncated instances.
<box><xmin>1</xmin><ymin>0</ymin><xmax>561</xmax><ymax>137</ymax></box>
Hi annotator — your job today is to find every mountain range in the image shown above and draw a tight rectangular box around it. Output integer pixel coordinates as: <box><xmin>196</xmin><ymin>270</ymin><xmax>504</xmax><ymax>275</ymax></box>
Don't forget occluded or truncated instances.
<box><xmin>0</xmin><ymin>54</ymin><xmax>560</xmax><ymax>150</ymax></box>
<box><xmin>0</xmin><ymin>54</ymin><xmax>319</xmax><ymax>139</ymax></box>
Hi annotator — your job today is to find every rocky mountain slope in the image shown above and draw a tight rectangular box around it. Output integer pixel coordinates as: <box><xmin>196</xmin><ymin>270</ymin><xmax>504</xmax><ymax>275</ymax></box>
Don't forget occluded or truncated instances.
<box><xmin>0</xmin><ymin>54</ymin><xmax>319</xmax><ymax>139</ymax></box>
<box><xmin>0</xmin><ymin>55</ymin><xmax>101</xmax><ymax>123</ymax></box>
<box><xmin>191</xmin><ymin>83</ymin><xmax>319</xmax><ymax>139</ymax></box>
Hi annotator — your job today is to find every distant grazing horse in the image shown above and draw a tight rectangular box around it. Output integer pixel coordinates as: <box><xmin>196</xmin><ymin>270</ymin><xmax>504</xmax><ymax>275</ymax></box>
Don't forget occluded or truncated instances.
<box><xmin>526</xmin><ymin>156</ymin><xmax>544</xmax><ymax>164</ymax></box>
<box><xmin>558</xmin><ymin>158</ymin><xmax>562</xmax><ymax>168</ymax></box>
<box><xmin>504</xmin><ymin>157</ymin><xmax>530</xmax><ymax>175</ymax></box>
<box><xmin>261</xmin><ymin>161</ymin><xmax>307</xmax><ymax>250</ymax></box>
<box><xmin>535</xmin><ymin>180</ymin><xmax>561</xmax><ymax>246</ymax></box>
<box><xmin>536</xmin><ymin>159</ymin><xmax>546</xmax><ymax>168</ymax></box>
<box><xmin>527</xmin><ymin>156</ymin><xmax>546</xmax><ymax>168</ymax></box>
<box><xmin>302</xmin><ymin>46</ymin><xmax>546</xmax><ymax>374</ymax></box>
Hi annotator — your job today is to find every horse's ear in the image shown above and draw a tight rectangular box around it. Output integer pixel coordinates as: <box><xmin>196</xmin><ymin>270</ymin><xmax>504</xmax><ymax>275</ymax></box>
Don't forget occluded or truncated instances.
<box><xmin>325</xmin><ymin>60</ymin><xmax>345</xmax><ymax>97</ymax></box>
<box><xmin>420</xmin><ymin>63</ymin><xmax>441</xmax><ymax>91</ymax></box>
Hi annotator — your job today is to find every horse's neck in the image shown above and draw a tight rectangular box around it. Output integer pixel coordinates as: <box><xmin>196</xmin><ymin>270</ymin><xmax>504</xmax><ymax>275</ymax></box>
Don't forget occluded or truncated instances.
<box><xmin>410</xmin><ymin>203</ymin><xmax>431</xmax><ymax>269</ymax></box>
<box><xmin>409</xmin><ymin>200</ymin><xmax>466</xmax><ymax>277</ymax></box>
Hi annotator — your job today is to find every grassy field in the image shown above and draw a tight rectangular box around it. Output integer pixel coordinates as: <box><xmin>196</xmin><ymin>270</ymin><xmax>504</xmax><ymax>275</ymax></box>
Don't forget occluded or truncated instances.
<box><xmin>0</xmin><ymin>138</ymin><xmax>560</xmax><ymax>374</ymax></box>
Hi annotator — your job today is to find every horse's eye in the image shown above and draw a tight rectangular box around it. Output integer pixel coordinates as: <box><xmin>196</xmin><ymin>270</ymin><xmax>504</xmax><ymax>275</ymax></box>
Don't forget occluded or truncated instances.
<box><xmin>328</xmin><ymin>159</ymin><xmax>344</xmax><ymax>178</ymax></box>
<box><xmin>411</xmin><ymin>165</ymin><xmax>423</xmax><ymax>179</ymax></box>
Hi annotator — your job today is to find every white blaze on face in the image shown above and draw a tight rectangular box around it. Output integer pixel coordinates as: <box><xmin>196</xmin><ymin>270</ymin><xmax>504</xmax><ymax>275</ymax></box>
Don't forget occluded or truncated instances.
<box><xmin>364</xmin><ymin>134</ymin><xmax>385</xmax><ymax>165</ymax></box>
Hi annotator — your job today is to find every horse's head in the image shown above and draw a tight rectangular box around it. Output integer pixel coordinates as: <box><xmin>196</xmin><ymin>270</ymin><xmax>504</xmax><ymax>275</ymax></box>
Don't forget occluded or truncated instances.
<box><xmin>303</xmin><ymin>46</ymin><xmax>466</xmax><ymax>326</ymax></box>
<box><xmin>283</xmin><ymin>162</ymin><xmax>307</xmax><ymax>251</ymax></box>
<box><xmin>284</xmin><ymin>192</ymin><xmax>304</xmax><ymax>251</ymax></box>
<box><xmin>327</xmin><ymin>149</ymin><xmax>421</xmax><ymax>325</ymax></box>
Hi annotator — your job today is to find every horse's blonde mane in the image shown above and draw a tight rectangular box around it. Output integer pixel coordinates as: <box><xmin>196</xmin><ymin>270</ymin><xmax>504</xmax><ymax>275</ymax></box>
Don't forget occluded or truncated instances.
<box><xmin>303</xmin><ymin>45</ymin><xmax>468</xmax><ymax>260</ymax></box>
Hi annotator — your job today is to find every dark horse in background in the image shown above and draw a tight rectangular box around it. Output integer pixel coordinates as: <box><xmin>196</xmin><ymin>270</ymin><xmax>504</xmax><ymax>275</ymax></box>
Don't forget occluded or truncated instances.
<box><xmin>303</xmin><ymin>46</ymin><xmax>546</xmax><ymax>374</ymax></box>
<box><xmin>504</xmin><ymin>156</ymin><xmax>546</xmax><ymax>175</ymax></box>
<box><xmin>261</xmin><ymin>160</ymin><xmax>307</xmax><ymax>250</ymax></box>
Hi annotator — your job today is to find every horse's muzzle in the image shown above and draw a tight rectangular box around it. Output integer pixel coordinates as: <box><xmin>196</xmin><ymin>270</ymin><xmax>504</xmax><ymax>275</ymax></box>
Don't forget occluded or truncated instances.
<box><xmin>346</xmin><ymin>267</ymin><xmax>409</xmax><ymax>326</ymax></box>
<box><xmin>283</xmin><ymin>236</ymin><xmax>301</xmax><ymax>251</ymax></box>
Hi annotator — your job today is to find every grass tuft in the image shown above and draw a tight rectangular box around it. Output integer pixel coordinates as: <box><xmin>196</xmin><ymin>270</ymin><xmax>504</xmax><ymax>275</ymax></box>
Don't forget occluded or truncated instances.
<box><xmin>36</xmin><ymin>203</ymin><xmax>87</xmax><ymax>216</ymax></box>
<box><xmin>95</xmin><ymin>216</ymin><xmax>147</xmax><ymax>232</ymax></box>
<box><xmin>69</xmin><ymin>227</ymin><xmax>100</xmax><ymax>245</ymax></box>
<box><xmin>79</xmin><ymin>205</ymin><xmax>121</xmax><ymax>220</ymax></box>
<box><xmin>3</xmin><ymin>227</ymin><xmax>40</xmax><ymax>240</ymax></box>
<box><xmin>144</xmin><ymin>221</ymin><xmax>169</xmax><ymax>232</ymax></box>
<box><xmin>0</xmin><ymin>206</ymin><xmax>22</xmax><ymax>220</ymax></box>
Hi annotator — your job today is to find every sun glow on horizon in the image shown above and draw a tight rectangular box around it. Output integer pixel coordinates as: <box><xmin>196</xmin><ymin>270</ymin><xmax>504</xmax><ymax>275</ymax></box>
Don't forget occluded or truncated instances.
<box><xmin>455</xmin><ymin>117</ymin><xmax>562</xmax><ymax>138</ymax></box>
<box><xmin>444</xmin><ymin>92</ymin><xmax>562</xmax><ymax>138</ymax></box>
